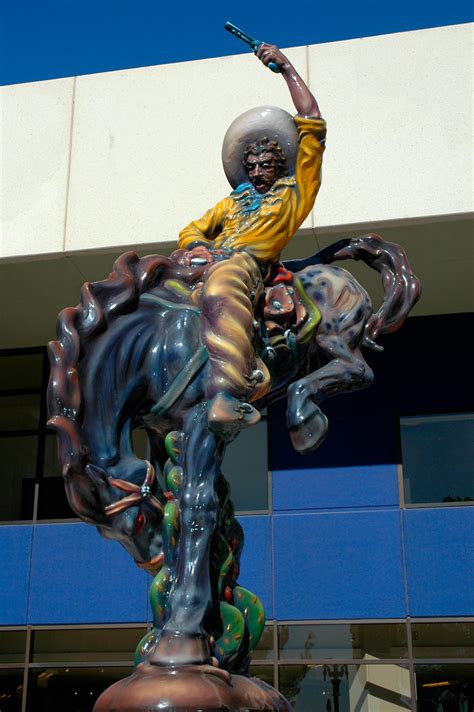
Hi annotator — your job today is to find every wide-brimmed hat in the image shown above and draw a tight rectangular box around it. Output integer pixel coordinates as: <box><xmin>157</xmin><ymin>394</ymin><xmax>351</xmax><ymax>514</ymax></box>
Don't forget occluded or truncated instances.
<box><xmin>221</xmin><ymin>106</ymin><xmax>298</xmax><ymax>189</ymax></box>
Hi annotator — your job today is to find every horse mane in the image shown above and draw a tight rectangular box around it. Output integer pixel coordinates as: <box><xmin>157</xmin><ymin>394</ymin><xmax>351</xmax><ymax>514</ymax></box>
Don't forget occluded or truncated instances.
<box><xmin>47</xmin><ymin>252</ymin><xmax>175</xmax><ymax>480</ymax></box>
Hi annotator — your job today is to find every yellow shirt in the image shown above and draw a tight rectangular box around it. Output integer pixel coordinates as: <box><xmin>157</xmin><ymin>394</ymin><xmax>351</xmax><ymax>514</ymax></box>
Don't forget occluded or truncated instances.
<box><xmin>178</xmin><ymin>116</ymin><xmax>326</xmax><ymax>263</ymax></box>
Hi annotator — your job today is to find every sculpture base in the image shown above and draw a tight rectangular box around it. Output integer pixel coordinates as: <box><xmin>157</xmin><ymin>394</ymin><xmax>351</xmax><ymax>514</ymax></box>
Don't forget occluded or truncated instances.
<box><xmin>93</xmin><ymin>662</ymin><xmax>293</xmax><ymax>711</ymax></box>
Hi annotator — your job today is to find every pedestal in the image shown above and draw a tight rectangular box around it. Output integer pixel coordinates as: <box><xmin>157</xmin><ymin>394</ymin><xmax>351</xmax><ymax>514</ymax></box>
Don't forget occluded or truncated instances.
<box><xmin>93</xmin><ymin>662</ymin><xmax>293</xmax><ymax>711</ymax></box>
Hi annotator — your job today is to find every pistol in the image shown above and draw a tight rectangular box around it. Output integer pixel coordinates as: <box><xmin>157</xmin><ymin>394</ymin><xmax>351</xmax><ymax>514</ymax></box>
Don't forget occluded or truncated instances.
<box><xmin>224</xmin><ymin>21</ymin><xmax>281</xmax><ymax>73</ymax></box>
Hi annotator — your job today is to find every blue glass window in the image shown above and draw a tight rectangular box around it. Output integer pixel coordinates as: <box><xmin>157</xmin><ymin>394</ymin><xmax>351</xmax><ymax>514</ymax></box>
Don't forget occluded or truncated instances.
<box><xmin>400</xmin><ymin>413</ymin><xmax>474</xmax><ymax>505</ymax></box>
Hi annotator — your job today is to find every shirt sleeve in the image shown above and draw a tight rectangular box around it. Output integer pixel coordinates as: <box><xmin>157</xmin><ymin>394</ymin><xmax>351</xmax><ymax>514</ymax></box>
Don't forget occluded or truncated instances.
<box><xmin>293</xmin><ymin>116</ymin><xmax>327</xmax><ymax>227</ymax></box>
<box><xmin>177</xmin><ymin>197</ymin><xmax>234</xmax><ymax>249</ymax></box>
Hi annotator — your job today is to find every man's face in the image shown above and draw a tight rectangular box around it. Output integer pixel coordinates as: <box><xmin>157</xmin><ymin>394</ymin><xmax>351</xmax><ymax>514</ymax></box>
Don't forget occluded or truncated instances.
<box><xmin>245</xmin><ymin>151</ymin><xmax>278</xmax><ymax>194</ymax></box>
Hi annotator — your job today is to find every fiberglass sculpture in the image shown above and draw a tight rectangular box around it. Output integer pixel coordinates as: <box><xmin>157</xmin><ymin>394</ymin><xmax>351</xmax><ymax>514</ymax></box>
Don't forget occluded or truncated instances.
<box><xmin>48</xmin><ymin>30</ymin><xmax>420</xmax><ymax>712</ymax></box>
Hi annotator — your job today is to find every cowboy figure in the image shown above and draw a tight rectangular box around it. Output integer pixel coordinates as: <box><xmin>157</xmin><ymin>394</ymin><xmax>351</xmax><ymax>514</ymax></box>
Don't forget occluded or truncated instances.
<box><xmin>177</xmin><ymin>44</ymin><xmax>326</xmax><ymax>437</ymax></box>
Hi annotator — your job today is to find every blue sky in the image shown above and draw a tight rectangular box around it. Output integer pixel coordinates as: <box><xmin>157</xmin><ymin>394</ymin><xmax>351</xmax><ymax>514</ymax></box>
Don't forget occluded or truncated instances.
<box><xmin>1</xmin><ymin>0</ymin><xmax>472</xmax><ymax>85</ymax></box>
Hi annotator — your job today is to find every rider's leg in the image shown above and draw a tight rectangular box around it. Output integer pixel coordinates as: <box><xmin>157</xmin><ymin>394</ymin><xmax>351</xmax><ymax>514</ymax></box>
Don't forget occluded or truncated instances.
<box><xmin>199</xmin><ymin>252</ymin><xmax>271</xmax><ymax>437</ymax></box>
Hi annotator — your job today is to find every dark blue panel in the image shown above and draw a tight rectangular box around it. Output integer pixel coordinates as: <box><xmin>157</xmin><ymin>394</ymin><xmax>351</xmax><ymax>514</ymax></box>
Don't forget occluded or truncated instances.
<box><xmin>237</xmin><ymin>515</ymin><xmax>273</xmax><ymax>619</ymax></box>
<box><xmin>1</xmin><ymin>1</ymin><xmax>472</xmax><ymax>85</ymax></box>
<box><xmin>274</xmin><ymin>510</ymin><xmax>405</xmax><ymax>619</ymax></box>
<box><xmin>403</xmin><ymin>507</ymin><xmax>474</xmax><ymax>616</ymax></box>
<box><xmin>0</xmin><ymin>525</ymin><xmax>32</xmax><ymax>625</ymax></box>
<box><xmin>270</xmin><ymin>314</ymin><xmax>474</xmax><ymax>471</ymax></box>
<box><xmin>273</xmin><ymin>464</ymin><xmax>399</xmax><ymax>511</ymax></box>
<box><xmin>28</xmin><ymin>523</ymin><xmax>148</xmax><ymax>624</ymax></box>
<box><xmin>270</xmin><ymin>409</ymin><xmax>398</xmax><ymax>470</ymax></box>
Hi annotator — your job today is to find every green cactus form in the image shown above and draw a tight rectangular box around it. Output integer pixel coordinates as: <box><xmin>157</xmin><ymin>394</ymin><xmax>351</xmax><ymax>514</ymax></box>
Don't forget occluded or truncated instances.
<box><xmin>135</xmin><ymin>433</ymin><xmax>184</xmax><ymax>665</ymax></box>
<box><xmin>135</xmin><ymin>440</ymin><xmax>266</xmax><ymax>674</ymax></box>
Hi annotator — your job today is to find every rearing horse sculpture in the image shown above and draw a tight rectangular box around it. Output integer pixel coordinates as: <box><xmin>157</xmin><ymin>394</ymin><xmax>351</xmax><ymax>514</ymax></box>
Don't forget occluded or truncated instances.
<box><xmin>47</xmin><ymin>34</ymin><xmax>420</xmax><ymax>712</ymax></box>
<box><xmin>47</xmin><ymin>232</ymin><xmax>419</xmax><ymax>707</ymax></box>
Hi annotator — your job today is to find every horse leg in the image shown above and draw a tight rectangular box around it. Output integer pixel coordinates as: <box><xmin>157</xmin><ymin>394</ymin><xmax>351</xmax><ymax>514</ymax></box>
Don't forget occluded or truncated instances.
<box><xmin>150</xmin><ymin>402</ymin><xmax>223</xmax><ymax>666</ymax></box>
<box><xmin>287</xmin><ymin>333</ymin><xmax>374</xmax><ymax>454</ymax></box>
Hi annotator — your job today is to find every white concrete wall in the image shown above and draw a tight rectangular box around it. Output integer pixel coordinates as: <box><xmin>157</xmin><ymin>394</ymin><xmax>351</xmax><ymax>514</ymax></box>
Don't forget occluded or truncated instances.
<box><xmin>1</xmin><ymin>78</ymin><xmax>74</xmax><ymax>257</ymax></box>
<box><xmin>1</xmin><ymin>24</ymin><xmax>472</xmax><ymax>260</ymax></box>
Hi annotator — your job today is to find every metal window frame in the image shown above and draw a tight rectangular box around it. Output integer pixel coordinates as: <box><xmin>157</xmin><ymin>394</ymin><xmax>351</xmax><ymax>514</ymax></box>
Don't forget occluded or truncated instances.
<box><xmin>2</xmin><ymin>618</ymin><xmax>474</xmax><ymax>711</ymax></box>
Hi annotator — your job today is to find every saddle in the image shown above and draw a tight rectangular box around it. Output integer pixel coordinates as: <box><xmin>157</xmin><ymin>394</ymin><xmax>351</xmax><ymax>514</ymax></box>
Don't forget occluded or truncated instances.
<box><xmin>261</xmin><ymin>269</ymin><xmax>319</xmax><ymax>381</ymax></box>
<box><xmin>167</xmin><ymin>246</ymin><xmax>321</xmax><ymax>384</ymax></box>
<box><xmin>263</xmin><ymin>277</ymin><xmax>307</xmax><ymax>340</ymax></box>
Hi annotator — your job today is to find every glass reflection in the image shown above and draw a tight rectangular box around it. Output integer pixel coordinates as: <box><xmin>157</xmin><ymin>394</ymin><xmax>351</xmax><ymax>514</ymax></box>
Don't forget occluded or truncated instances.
<box><xmin>249</xmin><ymin>664</ymin><xmax>275</xmax><ymax>688</ymax></box>
<box><xmin>0</xmin><ymin>668</ymin><xmax>23</xmax><ymax>711</ymax></box>
<box><xmin>0</xmin><ymin>630</ymin><xmax>26</xmax><ymax>664</ymax></box>
<box><xmin>400</xmin><ymin>413</ymin><xmax>474</xmax><ymax>504</ymax></box>
<box><xmin>27</xmin><ymin>667</ymin><xmax>132</xmax><ymax>712</ymax></box>
<box><xmin>0</xmin><ymin>435</ymin><xmax>37</xmax><ymax>521</ymax></box>
<box><xmin>412</xmin><ymin>622</ymin><xmax>474</xmax><ymax>659</ymax></box>
<box><xmin>279</xmin><ymin>664</ymin><xmax>411</xmax><ymax>712</ymax></box>
<box><xmin>415</xmin><ymin>663</ymin><xmax>473</xmax><ymax>711</ymax></box>
<box><xmin>0</xmin><ymin>353</ymin><xmax>44</xmax><ymax>391</ymax></box>
<box><xmin>278</xmin><ymin>623</ymin><xmax>408</xmax><ymax>660</ymax></box>
<box><xmin>253</xmin><ymin>625</ymin><xmax>274</xmax><ymax>661</ymax></box>
<box><xmin>0</xmin><ymin>394</ymin><xmax>41</xmax><ymax>431</ymax></box>
<box><xmin>43</xmin><ymin>434</ymin><xmax>62</xmax><ymax>478</ymax></box>
<box><xmin>32</xmin><ymin>628</ymin><xmax>147</xmax><ymax>663</ymax></box>
<box><xmin>131</xmin><ymin>428</ymin><xmax>150</xmax><ymax>461</ymax></box>
<box><xmin>223</xmin><ymin>418</ymin><xmax>268</xmax><ymax>512</ymax></box>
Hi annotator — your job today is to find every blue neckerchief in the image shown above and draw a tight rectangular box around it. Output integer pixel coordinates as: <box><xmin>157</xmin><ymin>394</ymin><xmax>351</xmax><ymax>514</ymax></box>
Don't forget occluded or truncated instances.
<box><xmin>230</xmin><ymin>182</ymin><xmax>264</xmax><ymax>215</ymax></box>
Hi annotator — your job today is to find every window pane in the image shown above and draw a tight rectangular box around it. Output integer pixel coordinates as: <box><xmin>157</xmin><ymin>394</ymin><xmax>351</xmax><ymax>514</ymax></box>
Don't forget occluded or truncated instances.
<box><xmin>279</xmin><ymin>624</ymin><xmax>408</xmax><ymax>660</ymax></box>
<box><xmin>279</xmin><ymin>664</ymin><xmax>412</xmax><ymax>712</ymax></box>
<box><xmin>0</xmin><ymin>630</ymin><xmax>26</xmax><ymax>663</ymax></box>
<box><xmin>249</xmin><ymin>664</ymin><xmax>275</xmax><ymax>688</ymax></box>
<box><xmin>412</xmin><ymin>622</ymin><xmax>474</xmax><ymax>659</ymax></box>
<box><xmin>253</xmin><ymin>625</ymin><xmax>274</xmax><ymax>662</ymax></box>
<box><xmin>0</xmin><ymin>394</ymin><xmax>41</xmax><ymax>431</ymax></box>
<box><xmin>27</xmin><ymin>667</ymin><xmax>132</xmax><ymax>712</ymax></box>
<box><xmin>131</xmin><ymin>428</ymin><xmax>150</xmax><ymax>460</ymax></box>
<box><xmin>0</xmin><ymin>435</ymin><xmax>37</xmax><ymax>521</ymax></box>
<box><xmin>401</xmin><ymin>414</ymin><xmax>474</xmax><ymax>504</ymax></box>
<box><xmin>223</xmin><ymin>419</ymin><xmax>268</xmax><ymax>512</ymax></box>
<box><xmin>43</xmin><ymin>433</ymin><xmax>61</xmax><ymax>478</ymax></box>
<box><xmin>36</xmin><ymin>478</ymin><xmax>76</xmax><ymax>520</ymax></box>
<box><xmin>32</xmin><ymin>628</ymin><xmax>147</xmax><ymax>663</ymax></box>
<box><xmin>37</xmin><ymin>435</ymin><xmax>77</xmax><ymax>520</ymax></box>
<box><xmin>0</xmin><ymin>353</ymin><xmax>43</xmax><ymax>390</ymax></box>
<box><xmin>415</xmin><ymin>663</ymin><xmax>474</xmax><ymax>711</ymax></box>
<box><xmin>0</xmin><ymin>668</ymin><xmax>23</xmax><ymax>712</ymax></box>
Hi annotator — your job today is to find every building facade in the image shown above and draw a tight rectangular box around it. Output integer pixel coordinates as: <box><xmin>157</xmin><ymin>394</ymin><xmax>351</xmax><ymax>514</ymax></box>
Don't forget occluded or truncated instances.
<box><xmin>1</xmin><ymin>20</ymin><xmax>473</xmax><ymax>712</ymax></box>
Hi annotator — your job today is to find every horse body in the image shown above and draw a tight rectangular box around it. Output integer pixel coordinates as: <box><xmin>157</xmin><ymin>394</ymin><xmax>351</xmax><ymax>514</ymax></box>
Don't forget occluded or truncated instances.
<box><xmin>286</xmin><ymin>262</ymin><xmax>374</xmax><ymax>452</ymax></box>
<box><xmin>47</xmin><ymin>234</ymin><xmax>420</xmax><ymax>671</ymax></box>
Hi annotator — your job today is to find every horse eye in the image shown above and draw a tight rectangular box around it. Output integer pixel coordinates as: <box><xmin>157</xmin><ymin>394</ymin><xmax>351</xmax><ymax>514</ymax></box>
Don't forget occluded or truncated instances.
<box><xmin>135</xmin><ymin>512</ymin><xmax>145</xmax><ymax>534</ymax></box>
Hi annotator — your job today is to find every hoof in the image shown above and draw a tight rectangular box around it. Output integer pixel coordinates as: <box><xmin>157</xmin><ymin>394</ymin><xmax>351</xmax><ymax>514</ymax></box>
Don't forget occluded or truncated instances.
<box><xmin>208</xmin><ymin>393</ymin><xmax>261</xmax><ymax>441</ymax></box>
<box><xmin>288</xmin><ymin>408</ymin><xmax>328</xmax><ymax>454</ymax></box>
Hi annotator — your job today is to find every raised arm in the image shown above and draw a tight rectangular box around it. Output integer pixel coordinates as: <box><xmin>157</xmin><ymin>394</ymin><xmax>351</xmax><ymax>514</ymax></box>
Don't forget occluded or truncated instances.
<box><xmin>255</xmin><ymin>44</ymin><xmax>321</xmax><ymax>119</ymax></box>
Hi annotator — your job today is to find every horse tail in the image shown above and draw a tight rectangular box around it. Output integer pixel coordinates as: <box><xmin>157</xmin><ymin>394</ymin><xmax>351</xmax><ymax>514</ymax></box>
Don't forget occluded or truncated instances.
<box><xmin>46</xmin><ymin>251</ymin><xmax>174</xmax><ymax>521</ymax></box>
<box><xmin>285</xmin><ymin>233</ymin><xmax>421</xmax><ymax>351</ymax></box>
